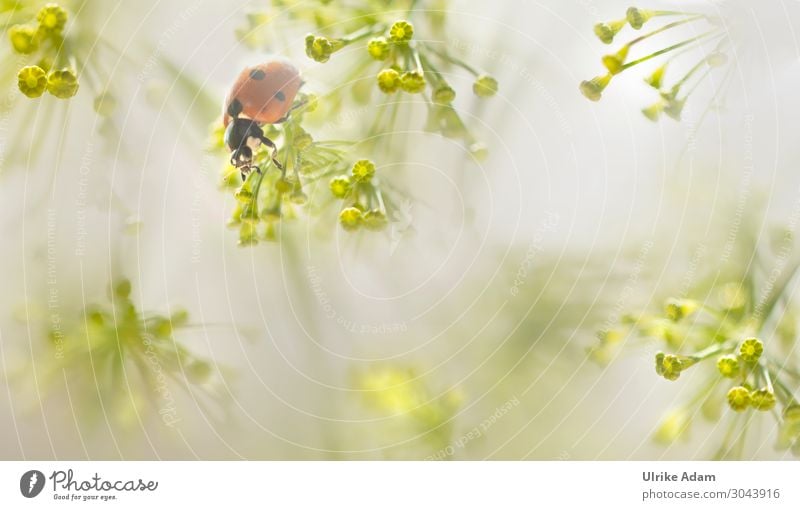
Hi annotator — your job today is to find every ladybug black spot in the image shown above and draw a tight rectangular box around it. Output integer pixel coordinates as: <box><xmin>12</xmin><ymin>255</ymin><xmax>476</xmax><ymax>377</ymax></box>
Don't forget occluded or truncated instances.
<box><xmin>249</xmin><ymin>69</ymin><xmax>266</xmax><ymax>80</ymax></box>
<box><xmin>275</xmin><ymin>91</ymin><xmax>286</xmax><ymax>102</ymax></box>
<box><xmin>227</xmin><ymin>98</ymin><xmax>243</xmax><ymax>118</ymax></box>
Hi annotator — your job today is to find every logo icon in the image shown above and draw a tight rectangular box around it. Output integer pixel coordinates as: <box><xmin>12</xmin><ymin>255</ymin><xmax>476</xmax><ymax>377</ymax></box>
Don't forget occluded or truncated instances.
<box><xmin>20</xmin><ymin>470</ymin><xmax>45</xmax><ymax>498</ymax></box>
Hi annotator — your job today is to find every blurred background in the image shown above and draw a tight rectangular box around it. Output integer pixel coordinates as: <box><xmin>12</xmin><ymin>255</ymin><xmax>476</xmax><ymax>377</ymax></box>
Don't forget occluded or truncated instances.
<box><xmin>1</xmin><ymin>0</ymin><xmax>800</xmax><ymax>460</ymax></box>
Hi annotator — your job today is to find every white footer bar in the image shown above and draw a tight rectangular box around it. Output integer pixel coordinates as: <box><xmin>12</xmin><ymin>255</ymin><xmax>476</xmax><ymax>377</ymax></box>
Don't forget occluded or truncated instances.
<box><xmin>1</xmin><ymin>461</ymin><xmax>797</xmax><ymax>509</ymax></box>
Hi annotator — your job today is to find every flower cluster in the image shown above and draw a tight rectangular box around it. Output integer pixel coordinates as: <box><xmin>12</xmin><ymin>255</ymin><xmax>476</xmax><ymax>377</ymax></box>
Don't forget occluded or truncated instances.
<box><xmin>221</xmin><ymin>1</ymin><xmax>499</xmax><ymax>245</ymax></box>
<box><xmin>7</xmin><ymin>3</ymin><xmax>79</xmax><ymax>99</ymax></box>
<box><xmin>329</xmin><ymin>160</ymin><xmax>390</xmax><ymax>232</ymax></box>
<box><xmin>38</xmin><ymin>279</ymin><xmax>222</xmax><ymax>427</ymax></box>
<box><xmin>304</xmin><ymin>15</ymin><xmax>497</xmax><ymax>154</ymax></box>
<box><xmin>580</xmin><ymin>7</ymin><xmax>730</xmax><ymax>122</ymax></box>
<box><xmin>212</xmin><ymin>98</ymin><xmax>403</xmax><ymax>244</ymax></box>
<box><xmin>593</xmin><ymin>277</ymin><xmax>800</xmax><ymax>457</ymax></box>
<box><xmin>356</xmin><ymin>366</ymin><xmax>463</xmax><ymax>451</ymax></box>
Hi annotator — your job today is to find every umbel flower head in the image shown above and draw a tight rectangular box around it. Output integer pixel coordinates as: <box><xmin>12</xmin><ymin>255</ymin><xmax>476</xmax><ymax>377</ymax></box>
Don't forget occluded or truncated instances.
<box><xmin>594</xmin><ymin>266</ymin><xmax>800</xmax><ymax>458</ymax></box>
<box><xmin>388</xmin><ymin>20</ymin><xmax>414</xmax><ymax>43</ymax></box>
<box><xmin>400</xmin><ymin>70</ymin><xmax>426</xmax><ymax>93</ymax></box>
<box><xmin>655</xmin><ymin>352</ymin><xmax>697</xmax><ymax>381</ymax></box>
<box><xmin>727</xmin><ymin>386</ymin><xmax>750</xmax><ymax>412</ymax></box>
<box><xmin>36</xmin><ymin>3</ymin><xmax>68</xmax><ymax>35</ymax></box>
<box><xmin>8</xmin><ymin>24</ymin><xmax>39</xmax><ymax>54</ymax></box>
<box><xmin>7</xmin><ymin>3</ymin><xmax>85</xmax><ymax>100</ymax></box>
<box><xmin>17</xmin><ymin>66</ymin><xmax>47</xmax><ymax>98</ymax></box>
<box><xmin>368</xmin><ymin>37</ymin><xmax>390</xmax><ymax>60</ymax></box>
<box><xmin>329</xmin><ymin>176</ymin><xmax>351</xmax><ymax>198</ymax></box>
<box><xmin>46</xmin><ymin>68</ymin><xmax>79</xmax><ymax>98</ymax></box>
<box><xmin>356</xmin><ymin>366</ymin><xmax>463</xmax><ymax>452</ymax></box>
<box><xmin>377</xmin><ymin>68</ymin><xmax>401</xmax><ymax>93</ymax></box>
<box><xmin>738</xmin><ymin>337</ymin><xmax>763</xmax><ymax>362</ymax></box>
<box><xmin>292</xmin><ymin>10</ymin><xmax>499</xmax><ymax>152</ymax></box>
<box><xmin>580</xmin><ymin>7</ymin><xmax>731</xmax><ymax>122</ymax></box>
<box><xmin>305</xmin><ymin>34</ymin><xmax>343</xmax><ymax>63</ymax></box>
<box><xmin>339</xmin><ymin>207</ymin><xmax>363</xmax><ymax>231</ymax></box>
<box><xmin>716</xmin><ymin>355</ymin><xmax>739</xmax><ymax>378</ymax></box>
<box><xmin>212</xmin><ymin>95</ymin><xmax>395</xmax><ymax>242</ymax></box>
<box><xmin>351</xmin><ymin>159</ymin><xmax>375</xmax><ymax>182</ymax></box>
<box><xmin>473</xmin><ymin>74</ymin><xmax>498</xmax><ymax>98</ymax></box>
<box><xmin>32</xmin><ymin>279</ymin><xmax>224</xmax><ymax>427</ymax></box>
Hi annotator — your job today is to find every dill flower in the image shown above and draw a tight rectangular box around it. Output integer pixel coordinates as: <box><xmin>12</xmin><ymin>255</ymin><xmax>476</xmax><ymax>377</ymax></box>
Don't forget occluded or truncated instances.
<box><xmin>388</xmin><ymin>20</ymin><xmax>414</xmax><ymax>43</ymax></box>
<box><xmin>329</xmin><ymin>176</ymin><xmax>352</xmax><ymax>198</ymax></box>
<box><xmin>597</xmin><ymin>261</ymin><xmax>800</xmax><ymax>457</ymax></box>
<box><xmin>655</xmin><ymin>352</ymin><xmax>696</xmax><ymax>381</ymax></box>
<box><xmin>351</xmin><ymin>159</ymin><xmax>375</xmax><ymax>183</ymax></box>
<box><xmin>593</xmin><ymin>19</ymin><xmax>627</xmax><ymax>44</ymax></box>
<box><xmin>727</xmin><ymin>386</ymin><xmax>750</xmax><ymax>412</ymax></box>
<box><xmin>339</xmin><ymin>207</ymin><xmax>363</xmax><ymax>231</ymax></box>
<box><xmin>738</xmin><ymin>337</ymin><xmax>763</xmax><ymax>363</ymax></box>
<box><xmin>473</xmin><ymin>74</ymin><xmax>498</xmax><ymax>98</ymax></box>
<box><xmin>17</xmin><ymin>65</ymin><xmax>47</xmax><ymax>98</ymax></box>
<box><xmin>601</xmin><ymin>46</ymin><xmax>629</xmax><ymax>75</ymax></box>
<box><xmin>377</xmin><ymin>68</ymin><xmax>400</xmax><ymax>93</ymax></box>
<box><xmin>93</xmin><ymin>91</ymin><xmax>117</xmax><ymax>116</ymax></box>
<box><xmin>274</xmin><ymin>177</ymin><xmax>293</xmax><ymax>194</ymax></box>
<box><xmin>579</xmin><ymin>74</ymin><xmax>611</xmax><ymax>102</ymax></box>
<box><xmin>356</xmin><ymin>366</ymin><xmax>462</xmax><ymax>451</ymax></box>
<box><xmin>664</xmin><ymin>298</ymin><xmax>699</xmax><ymax>322</ymax></box>
<box><xmin>8</xmin><ymin>24</ymin><xmax>39</xmax><ymax>54</ymax></box>
<box><xmin>368</xmin><ymin>36</ymin><xmax>390</xmax><ymax>60</ymax></box>
<box><xmin>642</xmin><ymin>101</ymin><xmax>665</xmax><ymax>121</ymax></box>
<box><xmin>626</xmin><ymin>8</ymin><xmax>655</xmax><ymax>30</ymax></box>
<box><xmin>46</xmin><ymin>68</ymin><xmax>79</xmax><ymax>98</ymax></box>
<box><xmin>581</xmin><ymin>7</ymin><xmax>731</xmax><ymax>122</ymax></box>
<box><xmin>31</xmin><ymin>279</ymin><xmax>223</xmax><ymax>427</ymax></box>
<box><xmin>716</xmin><ymin>355</ymin><xmax>739</xmax><ymax>378</ymax></box>
<box><xmin>654</xmin><ymin>408</ymin><xmax>691</xmax><ymax>444</ymax></box>
<box><xmin>433</xmin><ymin>84</ymin><xmax>456</xmax><ymax>104</ymax></box>
<box><xmin>362</xmin><ymin>209</ymin><xmax>388</xmax><ymax>231</ymax></box>
<box><xmin>305</xmin><ymin>34</ymin><xmax>341</xmax><ymax>63</ymax></box>
<box><xmin>36</xmin><ymin>3</ymin><xmax>68</xmax><ymax>35</ymax></box>
<box><xmin>750</xmin><ymin>389</ymin><xmax>776</xmax><ymax>411</ymax></box>
<box><xmin>644</xmin><ymin>65</ymin><xmax>667</xmax><ymax>89</ymax></box>
<box><xmin>399</xmin><ymin>70</ymin><xmax>426</xmax><ymax>94</ymax></box>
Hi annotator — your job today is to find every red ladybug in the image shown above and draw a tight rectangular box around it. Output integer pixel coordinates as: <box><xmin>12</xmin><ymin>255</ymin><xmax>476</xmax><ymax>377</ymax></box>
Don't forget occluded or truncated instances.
<box><xmin>223</xmin><ymin>58</ymin><xmax>303</xmax><ymax>179</ymax></box>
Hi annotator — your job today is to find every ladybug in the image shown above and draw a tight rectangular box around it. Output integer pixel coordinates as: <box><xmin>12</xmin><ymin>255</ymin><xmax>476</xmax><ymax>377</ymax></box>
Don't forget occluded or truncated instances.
<box><xmin>223</xmin><ymin>58</ymin><xmax>304</xmax><ymax>180</ymax></box>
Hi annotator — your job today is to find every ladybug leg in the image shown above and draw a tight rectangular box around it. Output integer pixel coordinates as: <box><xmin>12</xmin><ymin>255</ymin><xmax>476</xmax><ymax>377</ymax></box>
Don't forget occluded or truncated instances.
<box><xmin>258</xmin><ymin>135</ymin><xmax>284</xmax><ymax>172</ymax></box>
<box><xmin>273</xmin><ymin>98</ymin><xmax>309</xmax><ymax>124</ymax></box>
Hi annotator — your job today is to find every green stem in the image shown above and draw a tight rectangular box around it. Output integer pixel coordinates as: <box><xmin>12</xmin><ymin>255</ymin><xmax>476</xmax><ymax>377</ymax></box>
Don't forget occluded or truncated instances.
<box><xmin>760</xmin><ymin>259</ymin><xmax>800</xmax><ymax>324</ymax></box>
<box><xmin>652</xmin><ymin>10</ymin><xmax>699</xmax><ymax>17</ymax></box>
<box><xmin>761</xmin><ymin>364</ymin><xmax>775</xmax><ymax>393</ymax></box>
<box><xmin>341</xmin><ymin>24</ymin><xmax>385</xmax><ymax>45</ymax></box>
<box><xmin>681</xmin><ymin>67</ymin><xmax>712</xmax><ymax>99</ymax></box>
<box><xmin>714</xmin><ymin>413</ymin><xmax>742</xmax><ymax>460</ymax></box>
<box><xmin>426</xmin><ymin>44</ymin><xmax>480</xmax><ymax>76</ymax></box>
<box><xmin>627</xmin><ymin>15</ymin><xmax>706</xmax><ymax>47</ymax></box>
<box><xmin>249</xmin><ymin>169</ymin><xmax>266</xmax><ymax>214</ymax></box>
<box><xmin>621</xmin><ymin>30</ymin><xmax>720</xmax><ymax>71</ymax></box>
<box><xmin>691</xmin><ymin>341</ymin><xmax>733</xmax><ymax>362</ymax></box>
<box><xmin>411</xmin><ymin>45</ymin><xmax>424</xmax><ymax>73</ymax></box>
<box><xmin>418</xmin><ymin>51</ymin><xmax>446</xmax><ymax>87</ymax></box>
<box><xmin>769</xmin><ymin>370</ymin><xmax>797</xmax><ymax>402</ymax></box>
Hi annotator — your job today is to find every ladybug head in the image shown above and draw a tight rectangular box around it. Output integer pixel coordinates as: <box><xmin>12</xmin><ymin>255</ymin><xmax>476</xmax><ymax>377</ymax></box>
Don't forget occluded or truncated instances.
<box><xmin>230</xmin><ymin>145</ymin><xmax>253</xmax><ymax>169</ymax></box>
<box><xmin>225</xmin><ymin>117</ymin><xmax>262</xmax><ymax>170</ymax></box>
